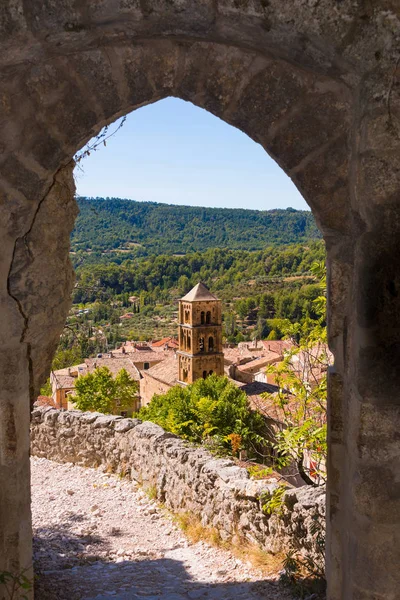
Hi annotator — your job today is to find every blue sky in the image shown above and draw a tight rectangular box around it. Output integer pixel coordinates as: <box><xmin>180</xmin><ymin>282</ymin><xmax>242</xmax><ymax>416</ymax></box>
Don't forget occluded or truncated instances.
<box><xmin>75</xmin><ymin>97</ymin><xmax>308</xmax><ymax>211</ymax></box>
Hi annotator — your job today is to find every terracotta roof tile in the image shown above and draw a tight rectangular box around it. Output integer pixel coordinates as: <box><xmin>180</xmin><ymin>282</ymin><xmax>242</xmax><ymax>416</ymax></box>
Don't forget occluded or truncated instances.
<box><xmin>151</xmin><ymin>336</ymin><xmax>179</xmax><ymax>348</ymax></box>
<box><xmin>236</xmin><ymin>351</ymin><xmax>281</xmax><ymax>372</ymax></box>
<box><xmin>35</xmin><ymin>395</ymin><xmax>56</xmax><ymax>408</ymax></box>
<box><xmin>143</xmin><ymin>354</ymin><xmax>178</xmax><ymax>386</ymax></box>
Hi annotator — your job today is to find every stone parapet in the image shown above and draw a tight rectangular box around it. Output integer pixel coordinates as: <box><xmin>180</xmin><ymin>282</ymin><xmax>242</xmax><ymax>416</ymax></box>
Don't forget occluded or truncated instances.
<box><xmin>31</xmin><ymin>406</ymin><xmax>325</xmax><ymax>559</ymax></box>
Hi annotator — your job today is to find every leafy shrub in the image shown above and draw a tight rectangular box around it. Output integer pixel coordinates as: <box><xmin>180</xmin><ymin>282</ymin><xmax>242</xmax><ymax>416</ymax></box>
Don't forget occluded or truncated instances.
<box><xmin>247</xmin><ymin>464</ymin><xmax>273</xmax><ymax>479</ymax></box>
<box><xmin>0</xmin><ymin>570</ymin><xmax>33</xmax><ymax>600</ymax></box>
<box><xmin>138</xmin><ymin>374</ymin><xmax>265</xmax><ymax>454</ymax></box>
<box><xmin>261</xmin><ymin>485</ymin><xmax>287</xmax><ymax>516</ymax></box>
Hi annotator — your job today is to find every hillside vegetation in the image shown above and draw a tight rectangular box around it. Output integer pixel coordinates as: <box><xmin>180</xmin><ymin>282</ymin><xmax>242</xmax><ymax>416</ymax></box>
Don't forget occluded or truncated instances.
<box><xmin>68</xmin><ymin>241</ymin><xmax>326</xmax><ymax>350</ymax></box>
<box><xmin>71</xmin><ymin>197</ymin><xmax>320</xmax><ymax>262</ymax></box>
<box><xmin>62</xmin><ymin>197</ymin><xmax>326</xmax><ymax>353</ymax></box>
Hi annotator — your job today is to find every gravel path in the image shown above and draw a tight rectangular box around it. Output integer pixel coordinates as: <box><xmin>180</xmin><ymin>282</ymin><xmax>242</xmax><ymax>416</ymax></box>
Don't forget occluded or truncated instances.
<box><xmin>32</xmin><ymin>457</ymin><xmax>292</xmax><ymax>600</ymax></box>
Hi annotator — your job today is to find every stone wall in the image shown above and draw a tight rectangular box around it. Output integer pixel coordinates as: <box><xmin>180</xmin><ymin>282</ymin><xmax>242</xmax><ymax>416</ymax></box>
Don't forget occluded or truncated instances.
<box><xmin>140</xmin><ymin>372</ymin><xmax>173</xmax><ymax>407</ymax></box>
<box><xmin>31</xmin><ymin>406</ymin><xmax>325</xmax><ymax>560</ymax></box>
<box><xmin>1</xmin><ymin>2</ymin><xmax>400</xmax><ymax>597</ymax></box>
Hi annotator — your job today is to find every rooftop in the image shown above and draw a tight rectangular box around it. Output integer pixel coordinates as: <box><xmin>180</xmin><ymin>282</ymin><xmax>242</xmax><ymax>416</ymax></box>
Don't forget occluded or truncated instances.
<box><xmin>236</xmin><ymin>351</ymin><xmax>282</xmax><ymax>372</ymax></box>
<box><xmin>181</xmin><ymin>282</ymin><xmax>219</xmax><ymax>302</ymax></box>
<box><xmin>143</xmin><ymin>353</ymin><xmax>178</xmax><ymax>386</ymax></box>
<box><xmin>260</xmin><ymin>340</ymin><xmax>293</xmax><ymax>354</ymax></box>
<box><xmin>238</xmin><ymin>381</ymin><xmax>288</xmax><ymax>424</ymax></box>
<box><xmin>84</xmin><ymin>357</ymin><xmax>142</xmax><ymax>380</ymax></box>
<box><xmin>52</xmin><ymin>356</ymin><xmax>143</xmax><ymax>390</ymax></box>
<box><xmin>223</xmin><ymin>346</ymin><xmax>255</xmax><ymax>365</ymax></box>
<box><xmin>151</xmin><ymin>336</ymin><xmax>179</xmax><ymax>349</ymax></box>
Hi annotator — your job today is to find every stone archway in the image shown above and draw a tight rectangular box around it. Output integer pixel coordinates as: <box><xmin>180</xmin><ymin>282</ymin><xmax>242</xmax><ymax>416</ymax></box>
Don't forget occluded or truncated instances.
<box><xmin>1</xmin><ymin>3</ymin><xmax>399</xmax><ymax>599</ymax></box>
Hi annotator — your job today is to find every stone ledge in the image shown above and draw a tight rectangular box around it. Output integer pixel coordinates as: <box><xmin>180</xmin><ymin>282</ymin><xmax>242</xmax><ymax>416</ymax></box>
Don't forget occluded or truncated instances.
<box><xmin>30</xmin><ymin>406</ymin><xmax>325</xmax><ymax>558</ymax></box>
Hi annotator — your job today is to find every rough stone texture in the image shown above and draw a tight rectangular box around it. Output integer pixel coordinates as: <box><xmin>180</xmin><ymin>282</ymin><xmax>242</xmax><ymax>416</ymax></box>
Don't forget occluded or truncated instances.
<box><xmin>31</xmin><ymin>456</ymin><xmax>292</xmax><ymax>600</ymax></box>
<box><xmin>31</xmin><ymin>407</ymin><xmax>325</xmax><ymax>561</ymax></box>
<box><xmin>0</xmin><ymin>1</ymin><xmax>399</xmax><ymax>598</ymax></box>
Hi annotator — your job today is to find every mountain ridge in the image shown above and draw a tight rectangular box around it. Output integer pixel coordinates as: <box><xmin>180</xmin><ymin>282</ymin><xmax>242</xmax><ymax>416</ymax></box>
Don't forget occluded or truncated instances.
<box><xmin>72</xmin><ymin>196</ymin><xmax>320</xmax><ymax>257</ymax></box>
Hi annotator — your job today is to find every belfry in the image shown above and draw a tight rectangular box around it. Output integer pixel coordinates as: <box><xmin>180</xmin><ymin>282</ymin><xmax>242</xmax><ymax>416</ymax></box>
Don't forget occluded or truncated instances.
<box><xmin>177</xmin><ymin>283</ymin><xmax>224</xmax><ymax>384</ymax></box>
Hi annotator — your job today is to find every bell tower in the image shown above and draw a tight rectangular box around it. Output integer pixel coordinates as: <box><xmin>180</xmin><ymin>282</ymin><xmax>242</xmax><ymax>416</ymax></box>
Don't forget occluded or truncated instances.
<box><xmin>177</xmin><ymin>283</ymin><xmax>224</xmax><ymax>384</ymax></box>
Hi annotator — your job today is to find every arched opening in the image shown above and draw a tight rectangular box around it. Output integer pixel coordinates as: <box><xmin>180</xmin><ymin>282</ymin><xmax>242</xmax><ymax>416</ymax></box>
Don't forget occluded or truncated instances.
<box><xmin>2</xmin><ymin>8</ymin><xmax>393</xmax><ymax>599</ymax></box>
<box><xmin>187</xmin><ymin>335</ymin><xmax>191</xmax><ymax>351</ymax></box>
<box><xmin>202</xmin><ymin>370</ymin><xmax>207</xmax><ymax>380</ymax></box>
<box><xmin>7</xmin><ymin>64</ymin><xmax>343</xmax><ymax>598</ymax></box>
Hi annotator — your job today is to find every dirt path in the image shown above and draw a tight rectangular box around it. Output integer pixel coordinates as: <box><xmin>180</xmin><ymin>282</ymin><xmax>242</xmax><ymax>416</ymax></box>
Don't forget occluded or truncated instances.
<box><xmin>32</xmin><ymin>457</ymin><xmax>292</xmax><ymax>600</ymax></box>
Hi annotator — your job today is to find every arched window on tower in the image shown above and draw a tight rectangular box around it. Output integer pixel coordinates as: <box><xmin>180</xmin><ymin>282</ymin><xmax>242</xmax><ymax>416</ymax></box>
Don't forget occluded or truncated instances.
<box><xmin>209</xmin><ymin>370</ymin><xmax>213</xmax><ymax>376</ymax></box>
<box><xmin>199</xmin><ymin>337</ymin><xmax>205</xmax><ymax>352</ymax></box>
<box><xmin>203</xmin><ymin>370</ymin><xmax>207</xmax><ymax>379</ymax></box>
<box><xmin>187</xmin><ymin>335</ymin><xmax>191</xmax><ymax>351</ymax></box>
<box><xmin>183</xmin><ymin>368</ymin><xmax>188</xmax><ymax>382</ymax></box>
<box><xmin>206</xmin><ymin>311</ymin><xmax>211</xmax><ymax>324</ymax></box>
<box><xmin>200</xmin><ymin>311</ymin><xmax>205</xmax><ymax>324</ymax></box>
<box><xmin>208</xmin><ymin>336</ymin><xmax>214</xmax><ymax>352</ymax></box>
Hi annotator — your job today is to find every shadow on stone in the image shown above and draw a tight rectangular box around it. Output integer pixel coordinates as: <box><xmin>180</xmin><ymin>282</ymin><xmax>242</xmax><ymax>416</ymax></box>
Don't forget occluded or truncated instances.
<box><xmin>33</xmin><ymin>522</ymin><xmax>295</xmax><ymax>600</ymax></box>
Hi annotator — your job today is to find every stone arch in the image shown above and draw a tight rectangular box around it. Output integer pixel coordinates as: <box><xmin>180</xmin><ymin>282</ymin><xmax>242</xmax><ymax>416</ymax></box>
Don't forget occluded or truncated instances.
<box><xmin>6</xmin><ymin>38</ymin><xmax>353</xmax><ymax>396</ymax></box>
<box><xmin>1</xmin><ymin>3</ymin><xmax>399</xmax><ymax>600</ymax></box>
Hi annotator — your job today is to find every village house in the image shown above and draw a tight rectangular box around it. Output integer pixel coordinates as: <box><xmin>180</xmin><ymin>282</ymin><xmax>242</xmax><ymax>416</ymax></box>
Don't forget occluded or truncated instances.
<box><xmin>150</xmin><ymin>336</ymin><xmax>179</xmax><ymax>351</ymax></box>
<box><xmin>227</xmin><ymin>350</ymin><xmax>283</xmax><ymax>383</ymax></box>
<box><xmin>255</xmin><ymin>342</ymin><xmax>331</xmax><ymax>387</ymax></box>
<box><xmin>119</xmin><ymin>312</ymin><xmax>135</xmax><ymax>320</ymax></box>
<box><xmin>140</xmin><ymin>352</ymin><xmax>179</xmax><ymax>406</ymax></box>
<box><xmin>51</xmin><ymin>343</ymin><xmax>178</xmax><ymax>413</ymax></box>
<box><xmin>51</xmin><ymin>354</ymin><xmax>143</xmax><ymax>413</ymax></box>
<box><xmin>138</xmin><ymin>283</ymin><xmax>296</xmax><ymax>404</ymax></box>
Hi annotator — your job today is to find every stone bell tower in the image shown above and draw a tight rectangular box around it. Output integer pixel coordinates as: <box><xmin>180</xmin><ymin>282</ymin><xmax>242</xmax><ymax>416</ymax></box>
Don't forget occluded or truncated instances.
<box><xmin>177</xmin><ymin>283</ymin><xmax>224</xmax><ymax>384</ymax></box>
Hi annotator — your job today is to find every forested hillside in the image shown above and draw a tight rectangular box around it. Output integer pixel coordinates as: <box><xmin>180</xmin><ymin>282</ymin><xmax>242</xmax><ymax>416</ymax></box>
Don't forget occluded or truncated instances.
<box><xmin>63</xmin><ymin>197</ymin><xmax>326</xmax><ymax>352</ymax></box>
<box><xmin>70</xmin><ymin>241</ymin><xmax>326</xmax><ymax>346</ymax></box>
<box><xmin>71</xmin><ymin>197</ymin><xmax>320</xmax><ymax>259</ymax></box>
<box><xmin>74</xmin><ymin>243</ymin><xmax>325</xmax><ymax>305</ymax></box>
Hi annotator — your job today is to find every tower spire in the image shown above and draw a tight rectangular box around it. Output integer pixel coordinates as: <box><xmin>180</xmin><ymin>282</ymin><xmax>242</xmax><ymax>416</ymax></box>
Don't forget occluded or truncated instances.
<box><xmin>177</xmin><ymin>282</ymin><xmax>224</xmax><ymax>384</ymax></box>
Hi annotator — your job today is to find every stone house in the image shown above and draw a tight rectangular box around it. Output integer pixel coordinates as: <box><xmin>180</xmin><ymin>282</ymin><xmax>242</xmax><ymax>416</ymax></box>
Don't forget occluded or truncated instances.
<box><xmin>139</xmin><ymin>353</ymin><xmax>179</xmax><ymax>406</ymax></box>
<box><xmin>51</xmin><ymin>355</ymin><xmax>143</xmax><ymax>415</ymax></box>
<box><xmin>228</xmin><ymin>350</ymin><xmax>283</xmax><ymax>384</ymax></box>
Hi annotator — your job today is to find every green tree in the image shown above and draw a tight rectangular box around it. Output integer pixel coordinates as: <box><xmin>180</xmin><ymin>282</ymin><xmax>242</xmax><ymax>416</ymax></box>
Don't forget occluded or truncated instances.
<box><xmin>262</xmin><ymin>262</ymin><xmax>328</xmax><ymax>486</ymax></box>
<box><xmin>138</xmin><ymin>374</ymin><xmax>265</xmax><ymax>455</ymax></box>
<box><xmin>256</xmin><ymin>317</ymin><xmax>270</xmax><ymax>339</ymax></box>
<box><xmin>73</xmin><ymin>367</ymin><xmax>138</xmax><ymax>414</ymax></box>
<box><xmin>178</xmin><ymin>275</ymin><xmax>191</xmax><ymax>295</ymax></box>
<box><xmin>114</xmin><ymin>368</ymin><xmax>139</xmax><ymax>408</ymax></box>
<box><xmin>267</xmin><ymin>329</ymin><xmax>278</xmax><ymax>340</ymax></box>
<box><xmin>39</xmin><ymin>346</ymin><xmax>83</xmax><ymax>397</ymax></box>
